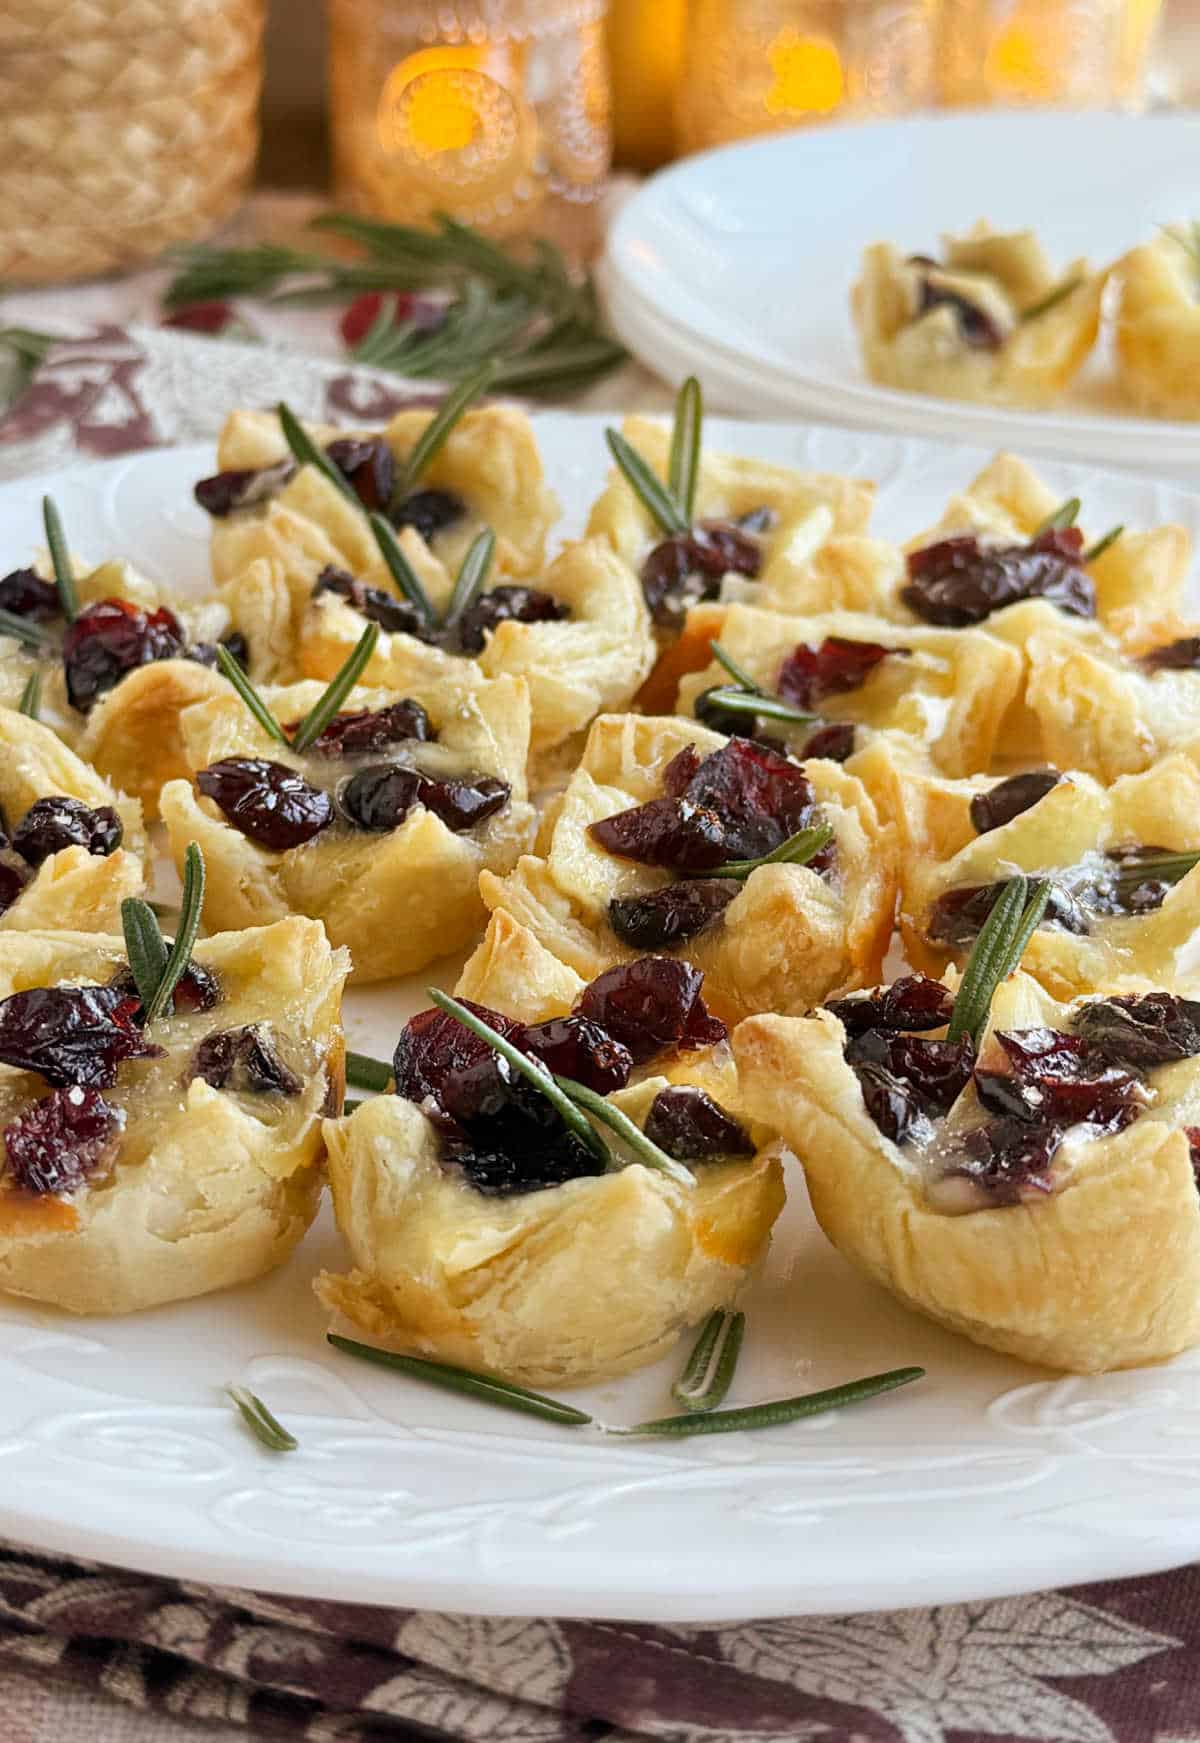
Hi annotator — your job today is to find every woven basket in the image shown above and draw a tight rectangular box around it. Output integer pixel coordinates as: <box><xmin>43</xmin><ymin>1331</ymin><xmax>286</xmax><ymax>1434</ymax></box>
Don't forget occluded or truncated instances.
<box><xmin>0</xmin><ymin>0</ymin><xmax>265</xmax><ymax>285</ymax></box>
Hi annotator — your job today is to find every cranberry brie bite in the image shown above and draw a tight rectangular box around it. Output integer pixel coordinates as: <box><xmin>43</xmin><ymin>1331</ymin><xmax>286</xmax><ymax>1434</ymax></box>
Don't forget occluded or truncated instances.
<box><xmin>480</xmin><ymin>713</ymin><xmax>894</xmax><ymax>1024</ymax></box>
<box><xmin>318</xmin><ymin>910</ymin><xmax>784</xmax><ymax>1386</ymax></box>
<box><xmin>853</xmin><ymin>225</ymin><xmax>1104</xmax><ymax>407</ymax></box>
<box><xmin>0</xmin><ymin>898</ymin><xmax>348</xmax><ymax>1315</ymax></box>
<box><xmin>159</xmin><ymin>647</ymin><xmax>536</xmax><ymax>982</ymax></box>
<box><xmin>736</xmin><ymin>964</ymin><xmax>1200</xmax><ymax>1373</ymax></box>
<box><xmin>1115</xmin><ymin>226</ymin><xmax>1200</xmax><ymax>420</ymax></box>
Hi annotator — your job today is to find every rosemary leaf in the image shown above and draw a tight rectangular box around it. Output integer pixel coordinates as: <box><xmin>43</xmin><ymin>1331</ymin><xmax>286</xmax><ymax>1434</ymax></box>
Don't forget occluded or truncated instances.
<box><xmin>343</xmin><ymin>1096</ymin><xmax>367</xmax><ymax>1115</ymax></box>
<box><xmin>672</xmin><ymin>1308</ymin><xmax>745</xmax><ymax>1413</ymax></box>
<box><xmin>0</xmin><ymin>326</ymin><xmax>56</xmax><ymax>413</ymax></box>
<box><xmin>216</xmin><ymin>644</ymin><xmax>290</xmax><ymax>746</ymax></box>
<box><xmin>696</xmin><ymin>687</ymin><xmax>816</xmax><ymax>728</ymax></box>
<box><xmin>1114</xmin><ymin>849</ymin><xmax>1200</xmax><ymax>886</ymax></box>
<box><xmin>427</xmin><ymin>990</ymin><xmax>610</xmax><ymax>1165</ymax></box>
<box><xmin>228</xmin><ymin>1385</ymin><xmax>298</xmax><ymax>1452</ymax></box>
<box><xmin>276</xmin><ymin>402</ymin><xmax>360</xmax><ymax>509</ymax></box>
<box><xmin>0</xmin><ymin>608</ymin><xmax>47</xmax><ymax>650</ymax></box>
<box><xmin>42</xmin><ymin>496</ymin><xmax>78</xmax><ymax>622</ymax></box>
<box><xmin>667</xmin><ymin>376</ymin><xmax>703</xmax><ymax>524</ymax></box>
<box><xmin>395</xmin><ymin>361</ymin><xmax>496</xmax><ymax>500</ymax></box>
<box><xmin>554</xmin><ymin>1075</ymin><xmax>696</xmax><ymax>1187</ymax></box>
<box><xmin>710</xmin><ymin>642</ymin><xmax>763</xmax><ymax>695</ymax></box>
<box><xmin>346</xmin><ymin>1050</ymin><xmax>393</xmax><ymax>1093</ymax></box>
<box><xmin>617</xmin><ymin>1366</ymin><xmax>924</xmax><ymax>1437</ymax></box>
<box><xmin>1084</xmin><ymin>525</ymin><xmax>1124</xmax><ymax>563</ymax></box>
<box><xmin>706</xmin><ymin>822</ymin><xmax>834</xmax><ymax>882</ymax></box>
<box><xmin>605</xmin><ymin>429</ymin><xmax>690</xmax><ymax>537</ymax></box>
<box><xmin>1032</xmin><ymin>497</ymin><xmax>1081</xmax><ymax>537</ymax></box>
<box><xmin>145</xmin><ymin>843</ymin><xmax>206</xmax><ymax>1023</ymax></box>
<box><xmin>1021</xmin><ymin>277</ymin><xmax>1083</xmax><ymax>322</ymax></box>
<box><xmin>120</xmin><ymin>897</ymin><xmax>170</xmax><ymax>1012</ymax></box>
<box><xmin>442</xmin><ymin>529</ymin><xmax>496</xmax><ymax>631</ymax></box>
<box><xmin>368</xmin><ymin>514</ymin><xmax>438</xmax><ymax>628</ymax></box>
<box><xmin>290</xmin><ymin>623</ymin><xmax>380</xmax><ymax>752</ymax></box>
<box><xmin>326</xmin><ymin>1333</ymin><xmax>592</xmax><ymax>1426</ymax></box>
<box><xmin>16</xmin><ymin>669</ymin><xmax>40</xmax><ymax>718</ymax></box>
<box><xmin>1006</xmin><ymin>878</ymin><xmax>1053</xmax><ymax>982</ymax></box>
<box><xmin>946</xmin><ymin>874</ymin><xmax>1050</xmax><ymax>1048</ymax></box>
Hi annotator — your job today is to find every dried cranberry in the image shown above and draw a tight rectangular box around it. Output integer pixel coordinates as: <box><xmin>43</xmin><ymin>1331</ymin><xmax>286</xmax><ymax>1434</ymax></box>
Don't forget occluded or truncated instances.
<box><xmin>855</xmin><ymin>1065</ymin><xmax>931</xmax><ymax>1146</ymax></box>
<box><xmin>197</xmin><ymin>758</ymin><xmax>334</xmax><ymax>850</ymax></box>
<box><xmin>801</xmin><ymin>721</ymin><xmax>856</xmax><ymax>762</ymax></box>
<box><xmin>1073</xmin><ymin>992</ymin><xmax>1200</xmax><ymax>1071</ymax></box>
<box><xmin>189</xmin><ymin>631</ymin><xmax>250</xmax><ymax>672</ymax></box>
<box><xmin>975</xmin><ymin>1027</ymin><xmax>1144</xmax><ymax>1130</ymax></box>
<box><xmin>0</xmin><ymin>984</ymin><xmax>161</xmax><ymax>1088</ymax></box>
<box><xmin>643</xmin><ymin>1085</ymin><xmax>754</xmax><ymax>1160</ymax></box>
<box><xmin>108</xmin><ymin>960</ymin><xmax>221</xmax><ymax>1015</ymax></box>
<box><xmin>298</xmin><ymin>700</ymin><xmax>432</xmax><ymax>758</ymax></box>
<box><xmin>338</xmin><ymin>764</ymin><xmax>508</xmax><ymax>834</ymax></box>
<box><xmin>394</xmin><ymin>1000</ymin><xmax>523</xmax><ymax>1106</ymax></box>
<box><xmin>12</xmin><ymin>797</ymin><xmax>122</xmax><ymax>867</ymax></box>
<box><xmin>827</xmin><ymin>974</ymin><xmax>956</xmax><ymax>1038</ymax></box>
<box><xmin>693</xmin><ymin>687</ymin><xmax>754</xmax><ymax>738</ymax></box>
<box><xmin>194</xmin><ymin>458</ymin><xmax>295</xmax><ymax>518</ymax></box>
<box><xmin>609</xmin><ymin>880</ymin><xmax>738</xmax><ymax>950</ymax></box>
<box><xmin>391</xmin><ymin>489</ymin><xmax>467</xmax><ymax>544</ymax></box>
<box><xmin>0</xmin><ymin>567</ymin><xmax>59</xmax><ymax>621</ymax></box>
<box><xmin>969</xmin><ymin>769</ymin><xmax>1063</xmax><ymax>835</ymax></box>
<box><xmin>454</xmin><ymin>586</ymin><xmax>569</xmax><ymax>655</ymax></box>
<box><xmin>683</xmin><ymin>739</ymin><xmax>821</xmax><ymax>862</ymax></box>
<box><xmin>575</xmin><ymin>957</ymin><xmax>726</xmax><ymax>1065</ymax></box>
<box><xmin>190</xmin><ymin>1024</ymin><xmax>302</xmax><ymax>1096</ymax></box>
<box><xmin>1088</xmin><ymin>845</ymin><xmax>1190</xmax><ymax>917</ymax></box>
<box><xmin>902</xmin><ymin>532</ymin><xmax>1095</xmax><ymax>627</ymax></box>
<box><xmin>848</xmin><ymin>1029</ymin><xmax>974</xmax><ymax>1118</ymax></box>
<box><xmin>162</xmin><ymin>299</ymin><xmax>237</xmax><ymax>336</ymax></box>
<box><xmin>312</xmin><ymin>565</ymin><xmax>431</xmax><ymax>638</ymax></box>
<box><xmin>1141</xmin><ymin>637</ymin><xmax>1200</xmax><ymax>672</ymax></box>
<box><xmin>1187</xmin><ymin>1126</ymin><xmax>1200</xmax><ymax>1190</ymax></box>
<box><xmin>916</xmin><ymin>276</ymin><xmax>1006</xmax><ymax>350</ymax></box>
<box><xmin>662</xmin><ymin>746</ymin><xmax>702</xmax><ymax>796</ymax></box>
<box><xmin>639</xmin><ymin>521</ymin><xmax>762</xmax><ymax>630</ymax></box>
<box><xmin>777</xmin><ymin>637</ymin><xmax>901</xmax><ymax>711</ymax></box>
<box><xmin>0</xmin><ymin>848</ymin><xmax>30</xmax><ymax>915</ymax></box>
<box><xmin>4</xmin><ymin>1086</ymin><xmax>124</xmax><ymax>1195</ymax></box>
<box><xmin>517</xmin><ymin>1014</ymin><xmax>633</xmax><ymax>1095</ymax></box>
<box><xmin>324</xmin><ymin>437</ymin><xmax>397</xmax><ymax>515</ymax></box>
<box><xmin>927</xmin><ymin>879</ymin><xmax>1088</xmax><ymax>947</ymax></box>
<box><xmin>63</xmin><ymin>598</ymin><xmax>185</xmax><ymax>713</ymax></box>
<box><xmin>948</xmin><ymin>1118</ymin><xmax>1063</xmax><ymax>1203</ymax></box>
<box><xmin>590</xmin><ymin>797</ymin><xmax>729</xmax><ymax>872</ymax></box>
<box><xmin>439</xmin><ymin>1066</ymin><xmax>604</xmax><ymax>1197</ymax></box>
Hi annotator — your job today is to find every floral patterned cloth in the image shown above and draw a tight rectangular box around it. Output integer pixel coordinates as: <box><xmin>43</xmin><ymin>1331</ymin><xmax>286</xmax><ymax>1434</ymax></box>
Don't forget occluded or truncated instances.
<box><xmin>0</xmin><ymin>309</ymin><xmax>1195</xmax><ymax>1743</ymax></box>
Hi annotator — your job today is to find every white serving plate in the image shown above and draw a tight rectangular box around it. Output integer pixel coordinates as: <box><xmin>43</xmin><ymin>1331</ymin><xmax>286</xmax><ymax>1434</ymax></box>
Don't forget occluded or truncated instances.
<box><xmin>2</xmin><ymin>419</ymin><xmax>1200</xmax><ymax>1623</ymax></box>
<box><xmin>606</xmin><ymin>111</ymin><xmax>1200</xmax><ymax>474</ymax></box>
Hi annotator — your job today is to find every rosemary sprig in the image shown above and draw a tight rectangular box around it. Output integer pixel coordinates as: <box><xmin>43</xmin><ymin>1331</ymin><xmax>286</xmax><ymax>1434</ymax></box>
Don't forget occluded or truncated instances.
<box><xmin>710</xmin><ymin>642</ymin><xmax>763</xmax><ymax>695</ymax></box>
<box><xmin>699</xmin><ymin>687</ymin><xmax>817</xmax><ymax>729</ymax></box>
<box><xmin>0</xmin><ymin>608</ymin><xmax>47</xmax><ymax>650</ymax></box>
<box><xmin>556</xmin><ymin>1076</ymin><xmax>696</xmax><ymax>1187</ymax></box>
<box><xmin>1021</xmin><ymin>276</ymin><xmax>1083</xmax><ymax>322</ymax></box>
<box><xmin>1032</xmin><ymin>498</ymin><xmax>1081</xmax><ymax>537</ymax></box>
<box><xmin>145</xmin><ymin>844</ymin><xmax>206</xmax><ymax>1023</ymax></box>
<box><xmin>121</xmin><ymin>896</ymin><xmax>170</xmax><ymax>1012</ymax></box>
<box><xmin>17</xmin><ymin>670</ymin><xmax>40</xmax><ymax>718</ymax></box>
<box><xmin>672</xmin><ymin>1308</ymin><xmax>745</xmax><ymax>1413</ymax></box>
<box><xmin>346</xmin><ymin>1049</ymin><xmax>393</xmax><ymax>1093</ymax></box>
<box><xmin>327</xmin><ymin>1333</ymin><xmax>592</xmax><ymax>1426</ymax></box>
<box><xmin>277</xmin><ymin>402</ymin><xmax>359</xmax><ymax>509</ymax></box>
<box><xmin>1113</xmin><ymin>849</ymin><xmax>1200</xmax><ymax>886</ymax></box>
<box><xmin>707</xmin><ymin>822</ymin><xmax>834</xmax><ymax>882</ymax></box>
<box><xmin>1085</xmin><ymin>525</ymin><xmax>1124</xmax><ymax>563</ymax></box>
<box><xmin>667</xmin><ymin>377</ymin><xmax>703</xmax><ymax>525</ymax></box>
<box><xmin>605</xmin><ymin>430</ymin><xmax>689</xmax><ymax>537</ymax></box>
<box><xmin>393</xmin><ymin>362</ymin><xmax>495</xmax><ymax>504</ymax></box>
<box><xmin>0</xmin><ymin>326</ymin><xmax>57</xmax><ymax>413</ymax></box>
<box><xmin>946</xmin><ymin>874</ymin><xmax>1051</xmax><ymax>1048</ymax></box>
<box><xmin>228</xmin><ymin>1385</ymin><xmax>298</xmax><ymax>1453</ymax></box>
<box><xmin>290</xmin><ymin>624</ymin><xmax>380</xmax><ymax>752</ymax></box>
<box><xmin>618</xmin><ymin>1365</ymin><xmax>925</xmax><ymax>1438</ymax></box>
<box><xmin>368</xmin><ymin>514</ymin><xmax>438</xmax><ymax>628</ymax></box>
<box><xmin>42</xmin><ymin>496</ymin><xmax>77</xmax><ymax>622</ymax></box>
<box><xmin>442</xmin><ymin>529</ymin><xmax>496</xmax><ymax>631</ymax></box>
<box><xmin>216</xmin><ymin>643</ymin><xmax>289</xmax><ymax>747</ymax></box>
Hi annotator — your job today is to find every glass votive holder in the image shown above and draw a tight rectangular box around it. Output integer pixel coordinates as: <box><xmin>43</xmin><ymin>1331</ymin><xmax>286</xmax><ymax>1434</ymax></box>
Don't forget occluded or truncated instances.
<box><xmin>675</xmin><ymin>0</ymin><xmax>938</xmax><ymax>154</ymax></box>
<box><xmin>938</xmin><ymin>0</ymin><xmax>1159</xmax><ymax>106</ymax></box>
<box><xmin>326</xmin><ymin>0</ymin><xmax>611</xmax><ymax>256</ymax></box>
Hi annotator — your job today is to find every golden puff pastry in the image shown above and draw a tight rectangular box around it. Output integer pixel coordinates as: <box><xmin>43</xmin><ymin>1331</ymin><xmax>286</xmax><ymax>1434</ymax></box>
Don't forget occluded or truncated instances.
<box><xmin>480</xmin><ymin>712</ymin><xmax>896</xmax><ymax>1024</ymax></box>
<box><xmin>0</xmin><ymin>707</ymin><xmax>147</xmax><ymax>935</ymax></box>
<box><xmin>317</xmin><ymin>909</ymin><xmax>785</xmax><ymax>1386</ymax></box>
<box><xmin>0</xmin><ymin>915</ymin><xmax>348</xmax><ymax>1315</ymax></box>
<box><xmin>1114</xmin><ymin>228</ymin><xmax>1200</xmax><ymax>420</ymax></box>
<box><xmin>291</xmin><ymin>536</ymin><xmax>656</xmax><ymax>769</ymax></box>
<box><xmin>160</xmin><ymin>672</ymin><xmax>537</xmax><ymax>982</ymax></box>
<box><xmin>675</xmin><ymin>603</ymin><xmax>1023</xmax><ymax>780</ymax></box>
<box><xmin>734</xmin><ymin>969</ymin><xmax>1200</xmax><ymax>1373</ymax></box>
<box><xmin>853</xmin><ymin>226</ymin><xmax>1104</xmax><ymax>407</ymax></box>
<box><xmin>871</xmin><ymin>736</ymin><xmax>1200</xmax><ymax>999</ymax></box>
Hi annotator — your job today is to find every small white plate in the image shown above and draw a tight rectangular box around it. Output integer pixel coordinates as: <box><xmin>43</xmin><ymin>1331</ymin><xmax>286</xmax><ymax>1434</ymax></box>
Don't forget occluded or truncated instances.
<box><xmin>606</xmin><ymin>111</ymin><xmax>1200</xmax><ymax>472</ymax></box>
<box><xmin>2</xmin><ymin>421</ymin><xmax>1200</xmax><ymax>1621</ymax></box>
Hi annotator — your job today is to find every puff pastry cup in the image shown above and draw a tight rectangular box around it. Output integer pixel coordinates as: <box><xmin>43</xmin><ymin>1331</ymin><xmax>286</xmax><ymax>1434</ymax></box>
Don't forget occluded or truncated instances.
<box><xmin>159</xmin><ymin>672</ymin><xmax>537</xmax><ymax>982</ymax></box>
<box><xmin>734</xmin><ymin>968</ymin><xmax>1200</xmax><ymax>1373</ymax></box>
<box><xmin>871</xmin><ymin>737</ymin><xmax>1200</xmax><ymax>999</ymax></box>
<box><xmin>0</xmin><ymin>915</ymin><xmax>348</xmax><ymax>1315</ymax></box>
<box><xmin>1114</xmin><ymin>228</ymin><xmax>1200</xmax><ymax>420</ymax></box>
<box><xmin>317</xmin><ymin>909</ymin><xmax>785</xmax><ymax>1386</ymax></box>
<box><xmin>0</xmin><ymin>551</ymin><xmax>232</xmax><ymax>819</ymax></box>
<box><xmin>480</xmin><ymin>712</ymin><xmax>896</xmax><ymax>1024</ymax></box>
<box><xmin>852</xmin><ymin>225</ymin><xmax>1104</xmax><ymax>407</ymax></box>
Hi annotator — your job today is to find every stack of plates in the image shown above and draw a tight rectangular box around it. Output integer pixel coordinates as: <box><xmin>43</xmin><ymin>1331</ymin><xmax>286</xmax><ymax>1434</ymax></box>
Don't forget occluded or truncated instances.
<box><xmin>605</xmin><ymin>110</ymin><xmax>1200</xmax><ymax>474</ymax></box>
